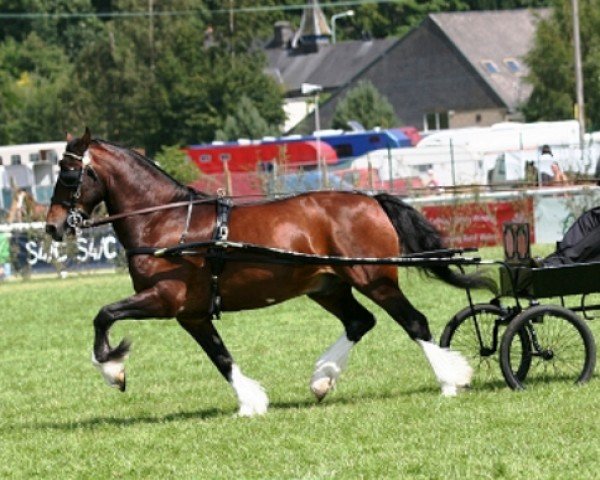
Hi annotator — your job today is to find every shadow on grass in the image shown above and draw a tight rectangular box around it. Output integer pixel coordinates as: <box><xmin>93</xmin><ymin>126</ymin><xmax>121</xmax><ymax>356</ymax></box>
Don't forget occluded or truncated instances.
<box><xmin>17</xmin><ymin>408</ymin><xmax>228</xmax><ymax>432</ymax></box>
<box><xmin>11</xmin><ymin>379</ymin><xmax>533</xmax><ymax>433</ymax></box>
<box><xmin>12</xmin><ymin>386</ymin><xmax>435</xmax><ymax>432</ymax></box>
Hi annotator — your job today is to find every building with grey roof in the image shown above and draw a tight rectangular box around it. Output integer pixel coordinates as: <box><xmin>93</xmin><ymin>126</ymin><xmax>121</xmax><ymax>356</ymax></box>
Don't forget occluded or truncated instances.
<box><xmin>265</xmin><ymin>6</ymin><xmax>549</xmax><ymax>133</ymax></box>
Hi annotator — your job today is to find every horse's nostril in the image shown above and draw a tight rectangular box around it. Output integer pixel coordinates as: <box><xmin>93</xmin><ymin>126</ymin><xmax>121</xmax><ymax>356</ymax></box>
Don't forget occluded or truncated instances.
<box><xmin>45</xmin><ymin>223</ymin><xmax>63</xmax><ymax>241</ymax></box>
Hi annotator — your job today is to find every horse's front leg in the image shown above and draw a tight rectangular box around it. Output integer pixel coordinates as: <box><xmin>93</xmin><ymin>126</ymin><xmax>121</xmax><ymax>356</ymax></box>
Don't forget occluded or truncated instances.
<box><xmin>92</xmin><ymin>288</ymin><xmax>172</xmax><ymax>391</ymax></box>
<box><xmin>177</xmin><ymin>317</ymin><xmax>269</xmax><ymax>417</ymax></box>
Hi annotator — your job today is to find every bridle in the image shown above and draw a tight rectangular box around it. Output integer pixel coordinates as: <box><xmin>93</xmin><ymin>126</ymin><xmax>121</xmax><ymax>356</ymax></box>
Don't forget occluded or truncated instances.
<box><xmin>50</xmin><ymin>148</ymin><xmax>217</xmax><ymax>234</ymax></box>
<box><xmin>50</xmin><ymin>150</ymin><xmax>95</xmax><ymax>235</ymax></box>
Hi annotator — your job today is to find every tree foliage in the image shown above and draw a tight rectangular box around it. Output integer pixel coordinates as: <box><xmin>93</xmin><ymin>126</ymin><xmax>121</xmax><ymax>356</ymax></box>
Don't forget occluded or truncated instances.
<box><xmin>154</xmin><ymin>145</ymin><xmax>199</xmax><ymax>185</ymax></box>
<box><xmin>0</xmin><ymin>0</ymin><xmax>284</xmax><ymax>153</ymax></box>
<box><xmin>332</xmin><ymin>80</ymin><xmax>398</xmax><ymax>130</ymax></box>
<box><xmin>523</xmin><ymin>0</ymin><xmax>600</xmax><ymax>130</ymax></box>
<box><xmin>215</xmin><ymin>95</ymin><xmax>280</xmax><ymax>141</ymax></box>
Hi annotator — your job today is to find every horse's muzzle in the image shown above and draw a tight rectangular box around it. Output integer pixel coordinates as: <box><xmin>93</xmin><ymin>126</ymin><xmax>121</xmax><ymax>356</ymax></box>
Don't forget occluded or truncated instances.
<box><xmin>45</xmin><ymin>223</ymin><xmax>64</xmax><ymax>241</ymax></box>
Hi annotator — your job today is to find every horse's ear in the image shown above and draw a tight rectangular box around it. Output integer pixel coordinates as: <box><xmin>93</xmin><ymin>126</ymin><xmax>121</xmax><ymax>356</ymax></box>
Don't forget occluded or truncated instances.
<box><xmin>81</xmin><ymin>127</ymin><xmax>91</xmax><ymax>150</ymax></box>
<box><xmin>66</xmin><ymin>132</ymin><xmax>73</xmax><ymax>142</ymax></box>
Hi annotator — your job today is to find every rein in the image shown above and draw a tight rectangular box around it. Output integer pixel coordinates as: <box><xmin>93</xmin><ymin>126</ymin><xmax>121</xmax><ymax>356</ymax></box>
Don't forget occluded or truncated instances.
<box><xmin>82</xmin><ymin>196</ymin><xmax>216</xmax><ymax>228</ymax></box>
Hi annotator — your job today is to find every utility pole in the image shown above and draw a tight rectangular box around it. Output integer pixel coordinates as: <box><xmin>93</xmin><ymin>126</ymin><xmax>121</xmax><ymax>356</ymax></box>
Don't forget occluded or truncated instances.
<box><xmin>572</xmin><ymin>0</ymin><xmax>585</xmax><ymax>149</ymax></box>
<box><xmin>229</xmin><ymin>0</ymin><xmax>235</xmax><ymax>62</ymax></box>
<box><xmin>148</xmin><ymin>0</ymin><xmax>155</xmax><ymax>71</ymax></box>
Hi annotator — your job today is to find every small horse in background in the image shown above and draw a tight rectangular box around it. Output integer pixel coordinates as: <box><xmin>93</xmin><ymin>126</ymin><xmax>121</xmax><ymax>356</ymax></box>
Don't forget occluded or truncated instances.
<box><xmin>7</xmin><ymin>189</ymin><xmax>47</xmax><ymax>223</ymax></box>
<box><xmin>45</xmin><ymin>129</ymin><xmax>495</xmax><ymax>416</ymax></box>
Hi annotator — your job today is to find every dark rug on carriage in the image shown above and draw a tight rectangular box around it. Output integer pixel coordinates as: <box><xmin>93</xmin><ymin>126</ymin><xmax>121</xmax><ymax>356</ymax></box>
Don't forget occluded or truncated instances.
<box><xmin>544</xmin><ymin>206</ymin><xmax>600</xmax><ymax>266</ymax></box>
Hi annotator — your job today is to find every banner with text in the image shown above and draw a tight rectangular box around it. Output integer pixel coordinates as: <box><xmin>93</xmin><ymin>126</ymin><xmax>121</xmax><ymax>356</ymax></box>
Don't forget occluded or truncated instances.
<box><xmin>11</xmin><ymin>227</ymin><xmax>121</xmax><ymax>273</ymax></box>
<box><xmin>422</xmin><ymin>198</ymin><xmax>534</xmax><ymax>248</ymax></box>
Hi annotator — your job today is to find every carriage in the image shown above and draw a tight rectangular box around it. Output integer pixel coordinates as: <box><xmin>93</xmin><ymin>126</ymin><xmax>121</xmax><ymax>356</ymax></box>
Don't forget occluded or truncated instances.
<box><xmin>440</xmin><ymin>222</ymin><xmax>597</xmax><ymax>389</ymax></box>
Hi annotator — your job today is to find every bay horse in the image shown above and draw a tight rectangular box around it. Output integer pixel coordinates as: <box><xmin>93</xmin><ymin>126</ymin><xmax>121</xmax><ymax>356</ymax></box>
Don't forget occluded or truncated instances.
<box><xmin>45</xmin><ymin>129</ymin><xmax>495</xmax><ymax>416</ymax></box>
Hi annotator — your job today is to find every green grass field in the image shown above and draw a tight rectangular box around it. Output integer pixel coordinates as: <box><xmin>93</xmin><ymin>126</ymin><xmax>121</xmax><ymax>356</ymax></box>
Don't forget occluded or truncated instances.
<box><xmin>1</xmin><ymin>246</ymin><xmax>598</xmax><ymax>479</ymax></box>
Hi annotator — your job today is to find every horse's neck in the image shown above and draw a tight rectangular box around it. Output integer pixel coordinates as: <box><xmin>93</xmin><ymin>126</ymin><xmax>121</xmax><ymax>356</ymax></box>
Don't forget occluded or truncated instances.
<box><xmin>100</xmin><ymin>151</ymin><xmax>189</xmax><ymax>248</ymax></box>
<box><xmin>104</xmin><ymin>158</ymin><xmax>186</xmax><ymax>214</ymax></box>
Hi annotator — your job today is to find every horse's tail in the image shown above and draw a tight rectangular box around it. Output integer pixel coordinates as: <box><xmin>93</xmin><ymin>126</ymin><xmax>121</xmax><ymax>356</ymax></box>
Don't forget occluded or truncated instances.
<box><xmin>374</xmin><ymin>192</ymin><xmax>497</xmax><ymax>293</ymax></box>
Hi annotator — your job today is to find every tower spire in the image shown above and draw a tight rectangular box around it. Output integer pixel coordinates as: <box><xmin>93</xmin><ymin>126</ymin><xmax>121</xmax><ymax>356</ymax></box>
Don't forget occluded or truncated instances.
<box><xmin>292</xmin><ymin>0</ymin><xmax>331</xmax><ymax>51</ymax></box>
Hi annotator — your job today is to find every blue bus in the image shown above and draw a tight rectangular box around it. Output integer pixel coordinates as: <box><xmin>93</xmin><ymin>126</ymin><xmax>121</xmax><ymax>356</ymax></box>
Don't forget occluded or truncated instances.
<box><xmin>273</xmin><ymin>129</ymin><xmax>411</xmax><ymax>160</ymax></box>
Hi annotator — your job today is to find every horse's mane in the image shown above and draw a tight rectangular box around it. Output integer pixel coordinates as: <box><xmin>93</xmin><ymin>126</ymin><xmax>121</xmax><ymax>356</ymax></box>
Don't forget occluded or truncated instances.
<box><xmin>91</xmin><ymin>139</ymin><xmax>209</xmax><ymax>201</ymax></box>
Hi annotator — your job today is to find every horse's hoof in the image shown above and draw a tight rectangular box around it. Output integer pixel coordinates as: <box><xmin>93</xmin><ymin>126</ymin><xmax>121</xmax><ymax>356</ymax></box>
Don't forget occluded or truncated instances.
<box><xmin>115</xmin><ymin>371</ymin><xmax>126</xmax><ymax>392</ymax></box>
<box><xmin>310</xmin><ymin>377</ymin><xmax>335</xmax><ymax>402</ymax></box>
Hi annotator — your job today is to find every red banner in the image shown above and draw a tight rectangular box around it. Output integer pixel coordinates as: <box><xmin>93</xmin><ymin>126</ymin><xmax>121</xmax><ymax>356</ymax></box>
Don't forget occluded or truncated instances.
<box><xmin>421</xmin><ymin>198</ymin><xmax>534</xmax><ymax>248</ymax></box>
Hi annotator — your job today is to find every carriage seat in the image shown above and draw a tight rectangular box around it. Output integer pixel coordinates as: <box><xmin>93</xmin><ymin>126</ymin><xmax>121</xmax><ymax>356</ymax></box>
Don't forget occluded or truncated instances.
<box><xmin>503</xmin><ymin>223</ymin><xmax>537</xmax><ymax>266</ymax></box>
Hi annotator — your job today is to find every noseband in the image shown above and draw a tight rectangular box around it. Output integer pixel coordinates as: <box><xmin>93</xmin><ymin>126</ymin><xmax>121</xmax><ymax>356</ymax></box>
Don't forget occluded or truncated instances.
<box><xmin>50</xmin><ymin>151</ymin><xmax>95</xmax><ymax>234</ymax></box>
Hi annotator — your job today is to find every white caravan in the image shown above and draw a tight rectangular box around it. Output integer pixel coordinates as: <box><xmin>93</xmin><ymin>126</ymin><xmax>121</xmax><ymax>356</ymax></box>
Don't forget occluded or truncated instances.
<box><xmin>350</xmin><ymin>144</ymin><xmax>484</xmax><ymax>187</ymax></box>
<box><xmin>417</xmin><ymin>120</ymin><xmax>599</xmax><ymax>184</ymax></box>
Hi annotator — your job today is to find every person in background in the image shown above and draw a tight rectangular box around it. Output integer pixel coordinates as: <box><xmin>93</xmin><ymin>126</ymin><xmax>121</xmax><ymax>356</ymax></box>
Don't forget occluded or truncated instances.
<box><xmin>551</xmin><ymin>161</ymin><xmax>569</xmax><ymax>185</ymax></box>
<box><xmin>425</xmin><ymin>168</ymin><xmax>440</xmax><ymax>190</ymax></box>
<box><xmin>539</xmin><ymin>144</ymin><xmax>568</xmax><ymax>185</ymax></box>
<box><xmin>0</xmin><ymin>231</ymin><xmax>11</xmax><ymax>280</ymax></box>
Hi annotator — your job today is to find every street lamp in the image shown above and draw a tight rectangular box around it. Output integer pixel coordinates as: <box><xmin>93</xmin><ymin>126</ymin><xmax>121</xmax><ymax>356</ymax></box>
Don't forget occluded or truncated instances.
<box><xmin>331</xmin><ymin>10</ymin><xmax>354</xmax><ymax>44</ymax></box>
<box><xmin>571</xmin><ymin>0</ymin><xmax>585</xmax><ymax>151</ymax></box>
<box><xmin>301</xmin><ymin>83</ymin><xmax>325</xmax><ymax>187</ymax></box>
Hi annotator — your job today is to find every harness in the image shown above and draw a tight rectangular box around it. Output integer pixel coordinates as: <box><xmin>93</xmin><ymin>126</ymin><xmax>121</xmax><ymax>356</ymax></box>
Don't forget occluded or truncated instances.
<box><xmin>50</xmin><ymin>151</ymin><xmax>93</xmax><ymax>236</ymax></box>
<box><xmin>206</xmin><ymin>196</ymin><xmax>233</xmax><ymax>319</ymax></box>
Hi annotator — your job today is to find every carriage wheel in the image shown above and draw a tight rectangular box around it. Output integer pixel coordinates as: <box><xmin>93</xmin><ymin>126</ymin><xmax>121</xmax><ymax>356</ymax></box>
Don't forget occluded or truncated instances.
<box><xmin>440</xmin><ymin>303</ymin><xmax>531</xmax><ymax>386</ymax></box>
<box><xmin>500</xmin><ymin>305</ymin><xmax>596</xmax><ymax>390</ymax></box>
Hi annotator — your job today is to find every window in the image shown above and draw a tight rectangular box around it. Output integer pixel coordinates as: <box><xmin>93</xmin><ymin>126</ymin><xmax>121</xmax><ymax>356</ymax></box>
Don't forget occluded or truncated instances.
<box><xmin>29</xmin><ymin>152</ymin><xmax>40</xmax><ymax>163</ymax></box>
<box><xmin>415</xmin><ymin>163</ymin><xmax>433</xmax><ymax>173</ymax></box>
<box><xmin>0</xmin><ymin>156</ymin><xmax>3</xmax><ymax>166</ymax></box>
<box><xmin>40</xmin><ymin>149</ymin><xmax>58</xmax><ymax>164</ymax></box>
<box><xmin>334</xmin><ymin>144</ymin><xmax>353</xmax><ymax>158</ymax></box>
<box><xmin>482</xmin><ymin>60</ymin><xmax>499</xmax><ymax>74</ymax></box>
<box><xmin>258</xmin><ymin>161</ymin><xmax>275</xmax><ymax>173</ymax></box>
<box><xmin>200</xmin><ymin>154</ymin><xmax>211</xmax><ymax>163</ymax></box>
<box><xmin>424</xmin><ymin>112</ymin><xmax>449</xmax><ymax>132</ymax></box>
<box><xmin>368</xmin><ymin>135</ymin><xmax>381</xmax><ymax>144</ymax></box>
<box><xmin>504</xmin><ymin>58</ymin><xmax>521</xmax><ymax>74</ymax></box>
<box><xmin>10</xmin><ymin>154</ymin><xmax>21</xmax><ymax>165</ymax></box>
<box><xmin>219</xmin><ymin>153</ymin><xmax>231</xmax><ymax>162</ymax></box>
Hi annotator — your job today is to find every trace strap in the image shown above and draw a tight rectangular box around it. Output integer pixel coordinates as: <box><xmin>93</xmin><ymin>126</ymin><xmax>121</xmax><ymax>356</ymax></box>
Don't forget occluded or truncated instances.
<box><xmin>207</xmin><ymin>197</ymin><xmax>233</xmax><ymax>319</ymax></box>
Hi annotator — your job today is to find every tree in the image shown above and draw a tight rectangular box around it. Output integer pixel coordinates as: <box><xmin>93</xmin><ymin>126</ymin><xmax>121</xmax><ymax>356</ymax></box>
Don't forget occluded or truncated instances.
<box><xmin>0</xmin><ymin>33</ymin><xmax>82</xmax><ymax>143</ymax></box>
<box><xmin>215</xmin><ymin>95</ymin><xmax>279</xmax><ymax>141</ymax></box>
<box><xmin>154</xmin><ymin>145</ymin><xmax>199</xmax><ymax>185</ymax></box>
<box><xmin>523</xmin><ymin>0</ymin><xmax>600</xmax><ymax>130</ymax></box>
<box><xmin>331</xmin><ymin>80</ymin><xmax>398</xmax><ymax>130</ymax></box>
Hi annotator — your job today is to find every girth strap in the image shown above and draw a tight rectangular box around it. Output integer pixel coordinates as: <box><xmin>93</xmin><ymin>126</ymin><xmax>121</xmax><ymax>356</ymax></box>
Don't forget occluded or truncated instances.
<box><xmin>207</xmin><ymin>197</ymin><xmax>233</xmax><ymax>319</ymax></box>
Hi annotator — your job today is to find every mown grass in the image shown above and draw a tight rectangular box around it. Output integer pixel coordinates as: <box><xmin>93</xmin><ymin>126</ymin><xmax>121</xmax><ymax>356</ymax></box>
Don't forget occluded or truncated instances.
<box><xmin>0</xmin><ymin>246</ymin><xmax>598</xmax><ymax>479</ymax></box>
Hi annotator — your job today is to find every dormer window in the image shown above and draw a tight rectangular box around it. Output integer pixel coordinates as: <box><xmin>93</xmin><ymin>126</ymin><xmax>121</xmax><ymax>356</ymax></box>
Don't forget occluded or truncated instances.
<box><xmin>482</xmin><ymin>60</ymin><xmax>499</xmax><ymax>74</ymax></box>
<box><xmin>504</xmin><ymin>58</ymin><xmax>521</xmax><ymax>74</ymax></box>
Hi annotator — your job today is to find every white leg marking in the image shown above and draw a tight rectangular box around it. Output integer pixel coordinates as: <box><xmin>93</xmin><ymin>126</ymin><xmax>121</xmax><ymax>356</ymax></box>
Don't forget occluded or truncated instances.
<box><xmin>230</xmin><ymin>364</ymin><xmax>269</xmax><ymax>417</ymax></box>
<box><xmin>310</xmin><ymin>334</ymin><xmax>355</xmax><ymax>401</ymax></box>
<box><xmin>417</xmin><ymin>340</ymin><xmax>473</xmax><ymax>396</ymax></box>
<box><xmin>91</xmin><ymin>352</ymin><xmax>126</xmax><ymax>388</ymax></box>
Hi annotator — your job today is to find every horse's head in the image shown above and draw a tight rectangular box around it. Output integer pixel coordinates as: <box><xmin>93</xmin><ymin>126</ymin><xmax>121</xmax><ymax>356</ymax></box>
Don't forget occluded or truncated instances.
<box><xmin>45</xmin><ymin>128</ymin><xmax>104</xmax><ymax>241</ymax></box>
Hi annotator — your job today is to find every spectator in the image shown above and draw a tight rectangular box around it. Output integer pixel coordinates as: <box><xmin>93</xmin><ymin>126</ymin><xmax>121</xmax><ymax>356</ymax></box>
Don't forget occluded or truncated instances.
<box><xmin>425</xmin><ymin>169</ymin><xmax>440</xmax><ymax>190</ymax></box>
<box><xmin>551</xmin><ymin>161</ymin><xmax>569</xmax><ymax>185</ymax></box>
<box><xmin>539</xmin><ymin>145</ymin><xmax>561</xmax><ymax>185</ymax></box>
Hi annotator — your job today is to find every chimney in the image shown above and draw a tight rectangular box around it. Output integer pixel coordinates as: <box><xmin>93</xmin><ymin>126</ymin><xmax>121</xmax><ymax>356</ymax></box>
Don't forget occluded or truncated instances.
<box><xmin>291</xmin><ymin>0</ymin><xmax>331</xmax><ymax>53</ymax></box>
<box><xmin>272</xmin><ymin>21</ymin><xmax>293</xmax><ymax>48</ymax></box>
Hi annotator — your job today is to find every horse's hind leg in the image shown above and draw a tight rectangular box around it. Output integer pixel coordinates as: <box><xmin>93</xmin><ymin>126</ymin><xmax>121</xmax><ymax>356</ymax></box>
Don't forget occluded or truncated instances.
<box><xmin>308</xmin><ymin>282</ymin><xmax>376</xmax><ymax>401</ymax></box>
<box><xmin>177</xmin><ymin>316</ymin><xmax>268</xmax><ymax>417</ymax></box>
<box><xmin>361</xmin><ymin>277</ymin><xmax>473</xmax><ymax>396</ymax></box>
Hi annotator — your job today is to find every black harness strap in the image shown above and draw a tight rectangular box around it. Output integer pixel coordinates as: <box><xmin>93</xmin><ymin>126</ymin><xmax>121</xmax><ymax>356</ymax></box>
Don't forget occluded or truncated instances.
<box><xmin>207</xmin><ymin>197</ymin><xmax>233</xmax><ymax>319</ymax></box>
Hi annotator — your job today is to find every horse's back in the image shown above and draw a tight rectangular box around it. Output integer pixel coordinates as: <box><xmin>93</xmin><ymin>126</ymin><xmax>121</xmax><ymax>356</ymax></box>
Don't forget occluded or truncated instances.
<box><xmin>229</xmin><ymin>191</ymin><xmax>399</xmax><ymax>258</ymax></box>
